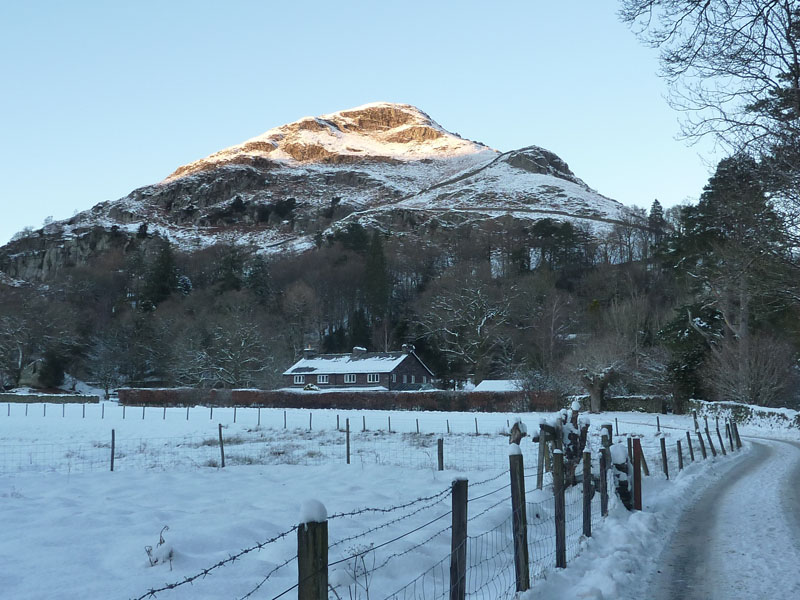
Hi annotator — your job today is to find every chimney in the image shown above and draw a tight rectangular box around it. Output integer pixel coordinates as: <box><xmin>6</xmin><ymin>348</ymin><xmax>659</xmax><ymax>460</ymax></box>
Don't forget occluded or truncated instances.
<box><xmin>352</xmin><ymin>346</ymin><xmax>367</xmax><ymax>357</ymax></box>
<box><xmin>401</xmin><ymin>344</ymin><xmax>415</xmax><ymax>355</ymax></box>
<box><xmin>302</xmin><ymin>347</ymin><xmax>316</xmax><ymax>360</ymax></box>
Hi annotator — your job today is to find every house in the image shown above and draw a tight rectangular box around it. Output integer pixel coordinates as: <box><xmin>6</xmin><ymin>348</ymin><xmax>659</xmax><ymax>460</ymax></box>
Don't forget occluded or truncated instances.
<box><xmin>282</xmin><ymin>345</ymin><xmax>435</xmax><ymax>391</ymax></box>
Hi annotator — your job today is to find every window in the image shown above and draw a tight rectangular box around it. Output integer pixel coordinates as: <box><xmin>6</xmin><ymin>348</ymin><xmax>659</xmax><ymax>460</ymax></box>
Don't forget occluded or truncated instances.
<box><xmin>402</xmin><ymin>374</ymin><xmax>408</xmax><ymax>384</ymax></box>
<box><xmin>423</xmin><ymin>376</ymin><xmax>427</xmax><ymax>384</ymax></box>
<box><xmin>317</xmin><ymin>374</ymin><xmax>329</xmax><ymax>384</ymax></box>
<box><xmin>293</xmin><ymin>375</ymin><xmax>305</xmax><ymax>385</ymax></box>
<box><xmin>411</xmin><ymin>375</ymin><xmax>415</xmax><ymax>384</ymax></box>
<box><xmin>392</xmin><ymin>373</ymin><xmax>397</xmax><ymax>383</ymax></box>
<box><xmin>367</xmin><ymin>373</ymin><xmax>380</xmax><ymax>383</ymax></box>
<box><xmin>344</xmin><ymin>374</ymin><xmax>356</xmax><ymax>384</ymax></box>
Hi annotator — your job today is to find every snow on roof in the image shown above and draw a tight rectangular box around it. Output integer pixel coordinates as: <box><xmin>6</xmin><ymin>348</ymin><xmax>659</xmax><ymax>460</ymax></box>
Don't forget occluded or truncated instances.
<box><xmin>283</xmin><ymin>352</ymin><xmax>411</xmax><ymax>376</ymax></box>
<box><xmin>472</xmin><ymin>380</ymin><xmax>522</xmax><ymax>392</ymax></box>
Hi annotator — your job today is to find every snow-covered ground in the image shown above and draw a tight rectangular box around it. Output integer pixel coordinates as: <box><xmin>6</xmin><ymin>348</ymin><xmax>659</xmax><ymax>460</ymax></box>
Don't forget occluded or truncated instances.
<box><xmin>0</xmin><ymin>403</ymin><xmax>792</xmax><ymax>599</ymax></box>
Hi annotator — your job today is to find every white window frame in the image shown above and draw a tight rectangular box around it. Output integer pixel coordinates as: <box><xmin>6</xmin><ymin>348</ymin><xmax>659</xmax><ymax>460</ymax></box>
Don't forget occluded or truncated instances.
<box><xmin>317</xmin><ymin>374</ymin><xmax>329</xmax><ymax>384</ymax></box>
<box><xmin>392</xmin><ymin>373</ymin><xmax>397</xmax><ymax>383</ymax></box>
<box><xmin>367</xmin><ymin>373</ymin><xmax>380</xmax><ymax>384</ymax></box>
<box><xmin>402</xmin><ymin>374</ymin><xmax>408</xmax><ymax>384</ymax></box>
<box><xmin>293</xmin><ymin>375</ymin><xmax>305</xmax><ymax>385</ymax></box>
<box><xmin>344</xmin><ymin>374</ymin><xmax>356</xmax><ymax>384</ymax></box>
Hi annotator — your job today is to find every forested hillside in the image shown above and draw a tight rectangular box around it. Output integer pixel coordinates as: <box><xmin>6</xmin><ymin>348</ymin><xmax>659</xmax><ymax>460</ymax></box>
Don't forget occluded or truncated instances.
<box><xmin>2</xmin><ymin>153</ymin><xmax>797</xmax><ymax>409</ymax></box>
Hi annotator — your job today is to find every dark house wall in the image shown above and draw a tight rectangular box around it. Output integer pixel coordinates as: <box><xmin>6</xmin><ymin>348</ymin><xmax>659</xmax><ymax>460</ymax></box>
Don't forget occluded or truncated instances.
<box><xmin>283</xmin><ymin>353</ymin><xmax>434</xmax><ymax>390</ymax></box>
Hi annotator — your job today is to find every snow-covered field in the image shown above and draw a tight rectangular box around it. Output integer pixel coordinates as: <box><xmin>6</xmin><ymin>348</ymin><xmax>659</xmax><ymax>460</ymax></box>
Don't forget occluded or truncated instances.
<box><xmin>0</xmin><ymin>403</ymin><xmax>784</xmax><ymax>599</ymax></box>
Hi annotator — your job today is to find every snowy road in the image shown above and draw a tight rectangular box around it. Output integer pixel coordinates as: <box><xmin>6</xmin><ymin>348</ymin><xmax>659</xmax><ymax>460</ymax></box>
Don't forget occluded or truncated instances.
<box><xmin>646</xmin><ymin>438</ymin><xmax>800</xmax><ymax>599</ymax></box>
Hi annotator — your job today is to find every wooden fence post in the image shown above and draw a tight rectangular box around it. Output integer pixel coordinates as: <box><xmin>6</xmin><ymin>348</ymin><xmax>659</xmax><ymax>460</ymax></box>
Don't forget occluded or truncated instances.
<box><xmin>677</xmin><ymin>440</ymin><xmax>683</xmax><ymax>471</ymax></box>
<box><xmin>632</xmin><ymin>438</ymin><xmax>643</xmax><ymax>510</ymax></box>
<box><xmin>233</xmin><ymin>406</ymin><xmax>237</xmax><ymax>424</ymax></box>
<box><xmin>257</xmin><ymin>407</ymin><xmax>261</xmax><ymax>427</ymax></box>
<box><xmin>627</xmin><ymin>436</ymin><xmax>633</xmax><ymax>463</ymax></box>
<box><xmin>362</xmin><ymin>415</ymin><xmax>366</xmax><ymax>432</ymax></box>
<box><xmin>553</xmin><ymin>449</ymin><xmax>567</xmax><ymax>568</ymax></box>
<box><xmin>615</xmin><ymin>418</ymin><xmax>619</xmax><ymax>435</ymax></box>
<box><xmin>697</xmin><ymin>431</ymin><xmax>707</xmax><ymax>459</ymax></box>
<box><xmin>475</xmin><ymin>417</ymin><xmax>479</xmax><ymax>435</ymax></box>
<box><xmin>416</xmin><ymin>418</ymin><xmax>419</xmax><ymax>434</ymax></box>
<box><xmin>309</xmin><ymin>412</ymin><xmax>312</xmax><ymax>431</ymax></box>
<box><xmin>298</xmin><ymin>509</ymin><xmax>328</xmax><ymax>600</ymax></box>
<box><xmin>686</xmin><ymin>431</ymin><xmax>695</xmax><ymax>462</ymax></box>
<box><xmin>110</xmin><ymin>429</ymin><xmax>115</xmax><ymax>472</ymax></box>
<box><xmin>536</xmin><ymin>423</ymin><xmax>546</xmax><ymax>490</ymax></box>
<box><xmin>705</xmin><ymin>429</ymin><xmax>717</xmax><ymax>457</ymax></box>
<box><xmin>635</xmin><ymin>438</ymin><xmax>650</xmax><ymax>476</ymax></box>
<box><xmin>450</xmin><ymin>479</ymin><xmax>468</xmax><ymax>600</ymax></box>
<box><xmin>284</xmin><ymin>410</ymin><xmax>287</xmax><ymax>429</ymax></box>
<box><xmin>346</xmin><ymin>418</ymin><xmax>350</xmax><ymax>465</ymax></box>
<box><xmin>438</xmin><ymin>438</ymin><xmax>444</xmax><ymax>471</ymax></box>
<box><xmin>186</xmin><ymin>406</ymin><xmax>189</xmax><ymax>421</ymax></box>
<box><xmin>509</xmin><ymin>453</ymin><xmax>530</xmax><ymax>591</ymax></box>
<box><xmin>582</xmin><ymin>451</ymin><xmax>592</xmax><ymax>538</ymax></box>
<box><xmin>447</xmin><ymin>419</ymin><xmax>450</xmax><ymax>434</ymax></box>
<box><xmin>100</xmin><ymin>403</ymin><xmax>103</xmax><ymax>419</ymax></box>
<box><xmin>142</xmin><ymin>405</ymin><xmax>145</xmax><ymax>420</ymax></box>
<box><xmin>599</xmin><ymin>448</ymin><xmax>609</xmax><ymax>517</ymax></box>
<box><xmin>121</xmin><ymin>405</ymin><xmax>124</xmax><ymax>419</ymax></box>
<box><xmin>218</xmin><ymin>423</ymin><xmax>225</xmax><ymax>468</ymax></box>
<box><xmin>726</xmin><ymin>422</ymin><xmax>734</xmax><ymax>451</ymax></box>
<box><xmin>716</xmin><ymin>426</ymin><xmax>727</xmax><ymax>456</ymax></box>
<box><xmin>732</xmin><ymin>421</ymin><xmax>742</xmax><ymax>449</ymax></box>
<box><xmin>388</xmin><ymin>416</ymin><xmax>391</xmax><ymax>433</ymax></box>
<box><xmin>337</xmin><ymin>415</ymin><xmax>340</xmax><ymax>431</ymax></box>
<box><xmin>660</xmin><ymin>437</ymin><xmax>669</xmax><ymax>480</ymax></box>
<box><xmin>656</xmin><ymin>415</ymin><xmax>660</xmax><ymax>432</ymax></box>
<box><xmin>82</xmin><ymin>404</ymin><xmax>85</xmax><ymax>419</ymax></box>
<box><xmin>163</xmin><ymin>406</ymin><xmax>166</xmax><ymax>420</ymax></box>
<box><xmin>62</xmin><ymin>404</ymin><xmax>65</xmax><ymax>418</ymax></box>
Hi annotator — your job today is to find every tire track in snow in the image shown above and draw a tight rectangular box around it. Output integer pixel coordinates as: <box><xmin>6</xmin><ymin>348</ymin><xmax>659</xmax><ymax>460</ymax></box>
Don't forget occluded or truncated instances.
<box><xmin>647</xmin><ymin>439</ymin><xmax>800</xmax><ymax>599</ymax></box>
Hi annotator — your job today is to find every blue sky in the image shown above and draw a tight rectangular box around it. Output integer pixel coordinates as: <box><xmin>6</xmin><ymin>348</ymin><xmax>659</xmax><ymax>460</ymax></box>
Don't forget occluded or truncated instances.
<box><xmin>0</xmin><ymin>1</ymin><xmax>720</xmax><ymax>245</ymax></box>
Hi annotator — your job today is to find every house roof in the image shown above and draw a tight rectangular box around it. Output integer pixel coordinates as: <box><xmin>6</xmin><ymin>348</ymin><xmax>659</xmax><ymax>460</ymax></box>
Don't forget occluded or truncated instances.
<box><xmin>283</xmin><ymin>351</ymin><xmax>434</xmax><ymax>377</ymax></box>
<box><xmin>473</xmin><ymin>379</ymin><xmax>522</xmax><ymax>392</ymax></box>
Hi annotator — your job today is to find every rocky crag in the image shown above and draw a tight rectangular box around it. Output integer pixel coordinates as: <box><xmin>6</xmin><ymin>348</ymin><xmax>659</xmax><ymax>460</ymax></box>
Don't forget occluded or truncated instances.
<box><xmin>0</xmin><ymin>102</ymin><xmax>628</xmax><ymax>282</ymax></box>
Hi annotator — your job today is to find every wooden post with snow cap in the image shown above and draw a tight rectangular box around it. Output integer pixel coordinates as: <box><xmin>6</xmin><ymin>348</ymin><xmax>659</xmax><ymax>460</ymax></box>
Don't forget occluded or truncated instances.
<box><xmin>553</xmin><ymin>449</ymin><xmax>567</xmax><ymax>568</ymax></box>
<box><xmin>450</xmin><ymin>478</ymin><xmax>468</xmax><ymax>600</ymax></box>
<box><xmin>660</xmin><ymin>436</ymin><xmax>669</xmax><ymax>480</ymax></box>
<box><xmin>509</xmin><ymin>446</ymin><xmax>530</xmax><ymax>591</ymax></box>
<box><xmin>536</xmin><ymin>422</ymin><xmax>546</xmax><ymax>489</ymax></box>
<box><xmin>686</xmin><ymin>431</ymin><xmax>695</xmax><ymax>462</ymax></box>
<box><xmin>599</xmin><ymin>448</ymin><xmax>609</xmax><ymax>516</ymax></box>
<box><xmin>297</xmin><ymin>500</ymin><xmax>328</xmax><ymax>600</ymax></box>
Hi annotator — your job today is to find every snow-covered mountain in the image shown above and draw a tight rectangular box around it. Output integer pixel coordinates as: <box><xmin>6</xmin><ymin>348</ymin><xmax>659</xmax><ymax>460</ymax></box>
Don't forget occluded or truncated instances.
<box><xmin>0</xmin><ymin>102</ymin><xmax>629</xmax><ymax>282</ymax></box>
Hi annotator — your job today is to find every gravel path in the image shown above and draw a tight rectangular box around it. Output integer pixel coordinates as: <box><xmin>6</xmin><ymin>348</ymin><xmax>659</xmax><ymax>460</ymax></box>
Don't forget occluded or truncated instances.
<box><xmin>646</xmin><ymin>438</ymin><xmax>800</xmax><ymax>599</ymax></box>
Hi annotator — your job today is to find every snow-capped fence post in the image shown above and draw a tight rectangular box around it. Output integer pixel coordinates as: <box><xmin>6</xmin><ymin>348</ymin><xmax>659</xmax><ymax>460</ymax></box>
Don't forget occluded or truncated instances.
<box><xmin>705</xmin><ymin>428</ymin><xmax>717</xmax><ymax>457</ymax></box>
<box><xmin>582</xmin><ymin>450</ymin><xmax>592</xmax><ymax>538</ymax></box>
<box><xmin>450</xmin><ymin>478</ymin><xmax>468</xmax><ymax>600</ymax></box>
<box><xmin>599</xmin><ymin>448</ymin><xmax>609</xmax><ymax>517</ymax></box>
<box><xmin>297</xmin><ymin>501</ymin><xmax>328</xmax><ymax>600</ymax></box>
<box><xmin>345</xmin><ymin>418</ymin><xmax>350</xmax><ymax>465</ymax></box>
<box><xmin>509</xmin><ymin>449</ymin><xmax>530</xmax><ymax>591</ymax></box>
<box><xmin>110</xmin><ymin>429</ymin><xmax>115</xmax><ymax>472</ymax></box>
<box><xmin>692</xmin><ymin>410</ymin><xmax>699</xmax><ymax>433</ymax></box>
<box><xmin>716</xmin><ymin>426</ymin><xmax>727</xmax><ymax>456</ymax></box>
<box><xmin>660</xmin><ymin>437</ymin><xmax>669</xmax><ymax>480</ymax></box>
<box><xmin>686</xmin><ymin>431</ymin><xmax>695</xmax><ymax>462</ymax></box>
<box><xmin>438</xmin><ymin>438</ymin><xmax>444</xmax><ymax>471</ymax></box>
<box><xmin>553</xmin><ymin>449</ymin><xmax>567</xmax><ymax>568</ymax></box>
<box><xmin>632</xmin><ymin>438</ymin><xmax>643</xmax><ymax>510</ymax></box>
<box><xmin>601</xmin><ymin>423</ymin><xmax>613</xmax><ymax>450</ymax></box>
<box><xmin>218</xmin><ymin>423</ymin><xmax>225</xmax><ymax>468</ymax></box>
<box><xmin>677</xmin><ymin>440</ymin><xmax>684</xmax><ymax>471</ymax></box>
<box><xmin>697</xmin><ymin>431</ymin><xmax>707</xmax><ymax>459</ymax></box>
